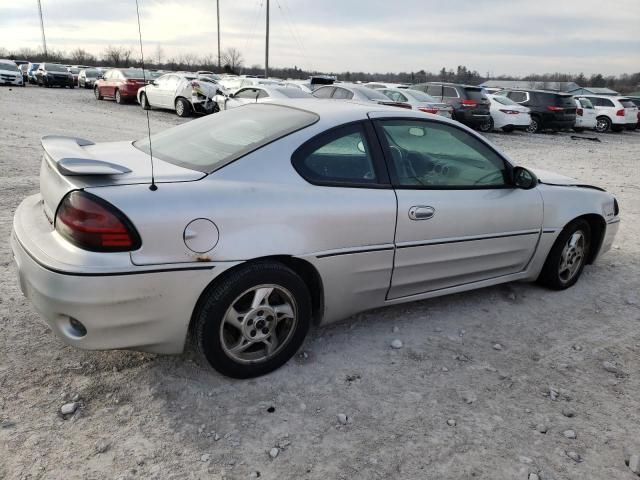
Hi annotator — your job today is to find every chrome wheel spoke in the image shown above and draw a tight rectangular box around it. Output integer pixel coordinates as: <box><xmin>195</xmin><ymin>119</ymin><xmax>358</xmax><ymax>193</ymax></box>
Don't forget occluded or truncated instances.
<box><xmin>251</xmin><ymin>287</ymin><xmax>274</xmax><ymax>308</ymax></box>
<box><xmin>273</xmin><ymin>303</ymin><xmax>294</xmax><ymax>321</ymax></box>
<box><xmin>224</xmin><ymin>306</ymin><xmax>244</xmax><ymax>330</ymax></box>
<box><xmin>229</xmin><ymin>338</ymin><xmax>252</xmax><ymax>354</ymax></box>
<box><xmin>263</xmin><ymin>332</ymin><xmax>279</xmax><ymax>356</ymax></box>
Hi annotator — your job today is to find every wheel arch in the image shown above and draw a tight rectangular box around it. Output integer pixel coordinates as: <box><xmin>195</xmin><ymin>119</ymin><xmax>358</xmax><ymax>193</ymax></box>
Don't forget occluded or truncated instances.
<box><xmin>575</xmin><ymin>213</ymin><xmax>606</xmax><ymax>264</ymax></box>
<box><xmin>188</xmin><ymin>255</ymin><xmax>325</xmax><ymax>335</ymax></box>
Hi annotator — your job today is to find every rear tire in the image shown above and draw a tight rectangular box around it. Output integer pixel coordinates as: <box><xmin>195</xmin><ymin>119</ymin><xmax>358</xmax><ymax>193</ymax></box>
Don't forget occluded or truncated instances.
<box><xmin>526</xmin><ymin>116</ymin><xmax>541</xmax><ymax>133</ymax></box>
<box><xmin>193</xmin><ymin>261</ymin><xmax>312</xmax><ymax>378</ymax></box>
<box><xmin>175</xmin><ymin>97</ymin><xmax>191</xmax><ymax>117</ymax></box>
<box><xmin>537</xmin><ymin>219</ymin><xmax>591</xmax><ymax>290</ymax></box>
<box><xmin>94</xmin><ymin>87</ymin><xmax>103</xmax><ymax>100</ymax></box>
<box><xmin>478</xmin><ymin>117</ymin><xmax>493</xmax><ymax>133</ymax></box>
<box><xmin>595</xmin><ymin>116</ymin><xmax>611</xmax><ymax>133</ymax></box>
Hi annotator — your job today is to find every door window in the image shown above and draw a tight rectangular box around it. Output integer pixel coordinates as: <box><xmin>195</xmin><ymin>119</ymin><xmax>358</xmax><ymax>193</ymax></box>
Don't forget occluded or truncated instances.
<box><xmin>378</xmin><ymin>120</ymin><xmax>508</xmax><ymax>188</ymax></box>
<box><xmin>292</xmin><ymin>123</ymin><xmax>378</xmax><ymax>186</ymax></box>
<box><xmin>235</xmin><ymin>88</ymin><xmax>260</xmax><ymax>99</ymax></box>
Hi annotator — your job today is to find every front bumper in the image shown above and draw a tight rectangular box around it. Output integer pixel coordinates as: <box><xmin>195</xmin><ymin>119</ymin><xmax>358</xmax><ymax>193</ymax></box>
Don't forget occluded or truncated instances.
<box><xmin>11</xmin><ymin>194</ymin><xmax>237</xmax><ymax>354</ymax></box>
<box><xmin>598</xmin><ymin>219</ymin><xmax>620</xmax><ymax>258</ymax></box>
<box><xmin>1</xmin><ymin>75</ymin><xmax>23</xmax><ymax>86</ymax></box>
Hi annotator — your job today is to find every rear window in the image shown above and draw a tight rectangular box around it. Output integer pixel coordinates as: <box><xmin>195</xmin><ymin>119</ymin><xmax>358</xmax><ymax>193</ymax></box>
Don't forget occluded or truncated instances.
<box><xmin>357</xmin><ymin>87</ymin><xmax>391</xmax><ymax>101</ymax></box>
<box><xmin>554</xmin><ymin>95</ymin><xmax>575</xmax><ymax>107</ymax></box>
<box><xmin>405</xmin><ymin>89</ymin><xmax>436</xmax><ymax>102</ymax></box>
<box><xmin>619</xmin><ymin>99</ymin><xmax>636</xmax><ymax>108</ymax></box>
<box><xmin>492</xmin><ymin>95</ymin><xmax>519</xmax><ymax>106</ymax></box>
<box><xmin>464</xmin><ymin>88</ymin><xmax>486</xmax><ymax>100</ymax></box>
<box><xmin>133</xmin><ymin>104</ymin><xmax>319</xmax><ymax>173</ymax></box>
<box><xmin>275</xmin><ymin>88</ymin><xmax>312</xmax><ymax>98</ymax></box>
<box><xmin>121</xmin><ymin>69</ymin><xmax>145</xmax><ymax>79</ymax></box>
<box><xmin>45</xmin><ymin>63</ymin><xmax>67</xmax><ymax>72</ymax></box>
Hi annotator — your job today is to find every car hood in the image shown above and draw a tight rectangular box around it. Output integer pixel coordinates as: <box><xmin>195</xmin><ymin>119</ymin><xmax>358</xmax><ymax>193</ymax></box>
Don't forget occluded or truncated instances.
<box><xmin>530</xmin><ymin>168</ymin><xmax>605</xmax><ymax>191</ymax></box>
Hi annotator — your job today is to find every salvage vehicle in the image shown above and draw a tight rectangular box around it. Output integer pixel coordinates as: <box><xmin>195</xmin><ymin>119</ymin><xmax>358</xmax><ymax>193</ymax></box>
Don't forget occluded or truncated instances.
<box><xmin>26</xmin><ymin>63</ymin><xmax>40</xmax><ymax>84</ymax></box>
<box><xmin>582</xmin><ymin>95</ymin><xmax>639</xmax><ymax>132</ymax></box>
<box><xmin>495</xmin><ymin>89</ymin><xmax>576</xmax><ymax>133</ymax></box>
<box><xmin>138</xmin><ymin>73</ymin><xmax>221</xmax><ymax>117</ymax></box>
<box><xmin>0</xmin><ymin>59</ymin><xmax>24</xmax><ymax>87</ymax></box>
<box><xmin>35</xmin><ymin>63</ymin><xmax>74</xmax><ymax>88</ymax></box>
<box><xmin>313</xmin><ymin>83</ymin><xmax>412</xmax><ymax>109</ymax></box>
<box><xmin>216</xmin><ymin>85</ymin><xmax>312</xmax><ymax>111</ymax></box>
<box><xmin>486</xmin><ymin>94</ymin><xmax>531</xmax><ymax>132</ymax></box>
<box><xmin>94</xmin><ymin>68</ymin><xmax>147</xmax><ymax>104</ymax></box>
<box><xmin>377</xmin><ymin>88</ymin><xmax>452</xmax><ymax>118</ymax></box>
<box><xmin>412</xmin><ymin>82</ymin><xmax>492</xmax><ymax>131</ymax></box>
<box><xmin>11</xmin><ymin>101</ymin><xmax>619</xmax><ymax>378</ymax></box>
<box><xmin>572</xmin><ymin>97</ymin><xmax>597</xmax><ymax>132</ymax></box>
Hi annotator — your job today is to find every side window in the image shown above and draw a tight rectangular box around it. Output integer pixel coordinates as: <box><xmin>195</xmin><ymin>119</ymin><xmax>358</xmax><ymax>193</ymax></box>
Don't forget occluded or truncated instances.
<box><xmin>384</xmin><ymin>91</ymin><xmax>401</xmax><ymax>102</ymax></box>
<box><xmin>600</xmin><ymin>98</ymin><xmax>615</xmax><ymax>107</ymax></box>
<box><xmin>332</xmin><ymin>88</ymin><xmax>353</xmax><ymax>100</ymax></box>
<box><xmin>313</xmin><ymin>87</ymin><xmax>335</xmax><ymax>99</ymax></box>
<box><xmin>442</xmin><ymin>86</ymin><xmax>458</xmax><ymax>98</ymax></box>
<box><xmin>378</xmin><ymin>120</ymin><xmax>508</xmax><ymax>188</ymax></box>
<box><xmin>292</xmin><ymin>123</ymin><xmax>378</xmax><ymax>186</ymax></box>
<box><xmin>426</xmin><ymin>85</ymin><xmax>442</xmax><ymax>98</ymax></box>
<box><xmin>235</xmin><ymin>88</ymin><xmax>259</xmax><ymax>99</ymax></box>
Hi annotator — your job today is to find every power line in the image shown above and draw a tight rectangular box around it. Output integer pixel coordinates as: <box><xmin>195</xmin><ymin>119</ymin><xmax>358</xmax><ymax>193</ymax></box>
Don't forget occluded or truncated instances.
<box><xmin>277</xmin><ymin>0</ymin><xmax>313</xmax><ymax>72</ymax></box>
<box><xmin>36</xmin><ymin>0</ymin><xmax>47</xmax><ymax>57</ymax></box>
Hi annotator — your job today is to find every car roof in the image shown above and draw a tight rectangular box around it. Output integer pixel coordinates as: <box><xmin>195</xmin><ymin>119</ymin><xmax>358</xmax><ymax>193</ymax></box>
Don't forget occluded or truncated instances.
<box><xmin>501</xmin><ymin>88</ymin><xmax>572</xmax><ymax>95</ymax></box>
<box><xmin>419</xmin><ymin>82</ymin><xmax>483</xmax><ymax>89</ymax></box>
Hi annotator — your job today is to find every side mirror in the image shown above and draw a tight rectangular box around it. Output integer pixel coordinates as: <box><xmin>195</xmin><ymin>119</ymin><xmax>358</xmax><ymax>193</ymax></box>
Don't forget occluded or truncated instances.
<box><xmin>513</xmin><ymin>166</ymin><xmax>538</xmax><ymax>190</ymax></box>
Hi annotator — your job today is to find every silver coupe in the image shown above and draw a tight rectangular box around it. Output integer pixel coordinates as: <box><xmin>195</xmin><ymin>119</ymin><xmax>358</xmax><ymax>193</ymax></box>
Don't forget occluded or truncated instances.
<box><xmin>11</xmin><ymin>100</ymin><xmax>620</xmax><ymax>378</ymax></box>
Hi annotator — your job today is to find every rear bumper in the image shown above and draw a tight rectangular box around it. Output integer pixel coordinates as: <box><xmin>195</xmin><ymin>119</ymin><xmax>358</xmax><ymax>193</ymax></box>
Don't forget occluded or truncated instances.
<box><xmin>544</xmin><ymin>119</ymin><xmax>575</xmax><ymax>130</ymax></box>
<box><xmin>456</xmin><ymin>109</ymin><xmax>490</xmax><ymax>126</ymax></box>
<box><xmin>11</xmin><ymin>194</ymin><xmax>237</xmax><ymax>354</ymax></box>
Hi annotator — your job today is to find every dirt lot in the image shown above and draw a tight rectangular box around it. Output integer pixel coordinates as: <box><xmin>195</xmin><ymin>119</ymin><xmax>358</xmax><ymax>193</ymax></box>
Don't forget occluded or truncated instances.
<box><xmin>1</xmin><ymin>85</ymin><xmax>639</xmax><ymax>480</ymax></box>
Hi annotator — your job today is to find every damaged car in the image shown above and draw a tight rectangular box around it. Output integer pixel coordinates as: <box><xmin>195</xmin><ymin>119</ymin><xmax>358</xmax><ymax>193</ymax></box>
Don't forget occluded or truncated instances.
<box><xmin>137</xmin><ymin>72</ymin><xmax>221</xmax><ymax>117</ymax></box>
<box><xmin>11</xmin><ymin>101</ymin><xmax>619</xmax><ymax>378</ymax></box>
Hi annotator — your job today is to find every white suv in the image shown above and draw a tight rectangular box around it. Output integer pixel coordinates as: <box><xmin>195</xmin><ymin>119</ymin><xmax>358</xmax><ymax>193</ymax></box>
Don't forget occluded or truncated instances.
<box><xmin>583</xmin><ymin>95</ymin><xmax>639</xmax><ymax>132</ymax></box>
<box><xmin>573</xmin><ymin>97</ymin><xmax>597</xmax><ymax>132</ymax></box>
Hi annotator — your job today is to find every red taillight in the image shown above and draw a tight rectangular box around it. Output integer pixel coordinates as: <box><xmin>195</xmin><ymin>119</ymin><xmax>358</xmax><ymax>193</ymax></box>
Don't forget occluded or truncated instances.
<box><xmin>418</xmin><ymin>107</ymin><xmax>439</xmax><ymax>114</ymax></box>
<box><xmin>576</xmin><ymin>108</ymin><xmax>583</xmax><ymax>116</ymax></box>
<box><xmin>499</xmin><ymin>109</ymin><xmax>520</xmax><ymax>115</ymax></box>
<box><xmin>460</xmin><ymin>99</ymin><xmax>477</xmax><ymax>107</ymax></box>
<box><xmin>547</xmin><ymin>106</ymin><xmax>563</xmax><ymax>112</ymax></box>
<box><xmin>55</xmin><ymin>191</ymin><xmax>141</xmax><ymax>252</ymax></box>
<box><xmin>616</xmin><ymin>109</ymin><xmax>625</xmax><ymax>116</ymax></box>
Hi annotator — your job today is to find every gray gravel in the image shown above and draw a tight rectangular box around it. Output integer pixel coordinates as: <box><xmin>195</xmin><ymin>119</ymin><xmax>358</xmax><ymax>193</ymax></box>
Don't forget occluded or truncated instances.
<box><xmin>1</xmin><ymin>86</ymin><xmax>640</xmax><ymax>479</ymax></box>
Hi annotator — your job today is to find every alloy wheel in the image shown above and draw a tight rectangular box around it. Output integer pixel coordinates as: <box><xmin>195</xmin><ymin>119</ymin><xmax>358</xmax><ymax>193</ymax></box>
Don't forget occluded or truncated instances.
<box><xmin>526</xmin><ymin>119</ymin><xmax>539</xmax><ymax>133</ymax></box>
<box><xmin>219</xmin><ymin>285</ymin><xmax>297</xmax><ymax>364</ymax></box>
<box><xmin>176</xmin><ymin>100</ymin><xmax>184</xmax><ymax>116</ymax></box>
<box><xmin>595</xmin><ymin>117</ymin><xmax>610</xmax><ymax>133</ymax></box>
<box><xmin>558</xmin><ymin>230</ymin><xmax>586</xmax><ymax>284</ymax></box>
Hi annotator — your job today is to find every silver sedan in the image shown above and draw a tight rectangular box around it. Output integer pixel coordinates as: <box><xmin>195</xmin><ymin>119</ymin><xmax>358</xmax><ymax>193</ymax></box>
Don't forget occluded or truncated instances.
<box><xmin>11</xmin><ymin>100</ymin><xmax>620</xmax><ymax>378</ymax></box>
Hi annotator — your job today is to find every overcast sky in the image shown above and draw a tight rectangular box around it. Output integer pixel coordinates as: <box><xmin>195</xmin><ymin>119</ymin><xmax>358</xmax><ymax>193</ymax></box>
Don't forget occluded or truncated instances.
<box><xmin>1</xmin><ymin>0</ymin><xmax>638</xmax><ymax>76</ymax></box>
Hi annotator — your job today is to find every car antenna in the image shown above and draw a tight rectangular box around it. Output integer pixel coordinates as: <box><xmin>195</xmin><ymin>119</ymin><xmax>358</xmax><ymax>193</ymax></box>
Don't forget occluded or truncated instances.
<box><xmin>135</xmin><ymin>0</ymin><xmax>157</xmax><ymax>191</ymax></box>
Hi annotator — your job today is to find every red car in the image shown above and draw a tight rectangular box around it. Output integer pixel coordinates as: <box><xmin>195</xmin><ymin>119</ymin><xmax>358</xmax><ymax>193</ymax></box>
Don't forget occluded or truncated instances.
<box><xmin>94</xmin><ymin>68</ymin><xmax>147</xmax><ymax>104</ymax></box>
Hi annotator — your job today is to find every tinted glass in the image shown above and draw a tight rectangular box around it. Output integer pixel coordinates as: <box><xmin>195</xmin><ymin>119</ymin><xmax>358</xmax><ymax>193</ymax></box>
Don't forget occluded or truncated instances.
<box><xmin>313</xmin><ymin>87</ymin><xmax>334</xmax><ymax>98</ymax></box>
<box><xmin>134</xmin><ymin>104</ymin><xmax>318</xmax><ymax>173</ymax></box>
<box><xmin>405</xmin><ymin>89</ymin><xmax>436</xmax><ymax>102</ymax></box>
<box><xmin>619</xmin><ymin>99</ymin><xmax>635</xmax><ymax>108</ymax></box>
<box><xmin>426</xmin><ymin>85</ymin><xmax>442</xmax><ymax>97</ymax></box>
<box><xmin>507</xmin><ymin>91</ymin><xmax>527</xmax><ymax>103</ymax></box>
<box><xmin>276</xmin><ymin>88</ymin><xmax>312</xmax><ymax>98</ymax></box>
<box><xmin>45</xmin><ymin>63</ymin><xmax>68</xmax><ymax>72</ymax></box>
<box><xmin>69</xmin><ymin>67</ymin><xmax>80</xmax><ymax>74</ymax></box>
<box><xmin>332</xmin><ymin>88</ymin><xmax>354</xmax><ymax>100</ymax></box>
<box><xmin>357</xmin><ymin>87</ymin><xmax>390</xmax><ymax>101</ymax></box>
<box><xmin>554</xmin><ymin>95</ymin><xmax>576</xmax><ymax>107</ymax></box>
<box><xmin>464</xmin><ymin>88</ymin><xmax>486</xmax><ymax>100</ymax></box>
<box><xmin>379</xmin><ymin>120</ymin><xmax>507</xmax><ymax>188</ymax></box>
<box><xmin>442</xmin><ymin>86</ymin><xmax>458</xmax><ymax>98</ymax></box>
<box><xmin>293</xmin><ymin>123</ymin><xmax>377</xmax><ymax>185</ymax></box>
<box><xmin>84</xmin><ymin>69</ymin><xmax>100</xmax><ymax>77</ymax></box>
<box><xmin>577</xmin><ymin>98</ymin><xmax>593</xmax><ymax>108</ymax></box>
<box><xmin>492</xmin><ymin>95</ymin><xmax>519</xmax><ymax>106</ymax></box>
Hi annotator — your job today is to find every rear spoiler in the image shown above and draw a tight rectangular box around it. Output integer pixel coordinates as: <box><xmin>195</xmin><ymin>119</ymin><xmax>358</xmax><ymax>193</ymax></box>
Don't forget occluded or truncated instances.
<box><xmin>378</xmin><ymin>101</ymin><xmax>413</xmax><ymax>110</ymax></box>
<box><xmin>41</xmin><ymin>135</ymin><xmax>131</xmax><ymax>176</ymax></box>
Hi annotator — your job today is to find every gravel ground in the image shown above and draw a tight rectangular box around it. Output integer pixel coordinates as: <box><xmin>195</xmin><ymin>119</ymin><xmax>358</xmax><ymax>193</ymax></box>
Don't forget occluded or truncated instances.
<box><xmin>1</xmin><ymin>85</ymin><xmax>639</xmax><ymax>480</ymax></box>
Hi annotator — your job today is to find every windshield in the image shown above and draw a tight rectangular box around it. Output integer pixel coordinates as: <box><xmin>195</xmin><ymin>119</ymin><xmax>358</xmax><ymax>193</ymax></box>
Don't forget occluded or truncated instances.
<box><xmin>492</xmin><ymin>95</ymin><xmax>519</xmax><ymax>106</ymax></box>
<box><xmin>357</xmin><ymin>87</ymin><xmax>392</xmax><ymax>101</ymax></box>
<box><xmin>45</xmin><ymin>63</ymin><xmax>68</xmax><ymax>72</ymax></box>
<box><xmin>134</xmin><ymin>104</ymin><xmax>318</xmax><ymax>173</ymax></box>
<box><xmin>84</xmin><ymin>69</ymin><xmax>100</xmax><ymax>77</ymax></box>
<box><xmin>405</xmin><ymin>89</ymin><xmax>436</xmax><ymax>102</ymax></box>
<box><xmin>0</xmin><ymin>62</ymin><xmax>19</xmax><ymax>72</ymax></box>
<box><xmin>276</xmin><ymin>88</ymin><xmax>312</xmax><ymax>98</ymax></box>
<box><xmin>69</xmin><ymin>67</ymin><xmax>80</xmax><ymax>74</ymax></box>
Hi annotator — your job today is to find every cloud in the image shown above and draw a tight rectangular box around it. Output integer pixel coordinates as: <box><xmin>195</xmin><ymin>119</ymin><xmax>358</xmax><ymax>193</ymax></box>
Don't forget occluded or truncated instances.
<box><xmin>0</xmin><ymin>0</ymin><xmax>638</xmax><ymax>76</ymax></box>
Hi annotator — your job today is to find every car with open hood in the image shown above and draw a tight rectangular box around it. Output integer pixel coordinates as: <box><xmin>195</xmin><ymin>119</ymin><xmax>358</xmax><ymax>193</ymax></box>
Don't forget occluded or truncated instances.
<box><xmin>11</xmin><ymin>100</ymin><xmax>619</xmax><ymax>378</ymax></box>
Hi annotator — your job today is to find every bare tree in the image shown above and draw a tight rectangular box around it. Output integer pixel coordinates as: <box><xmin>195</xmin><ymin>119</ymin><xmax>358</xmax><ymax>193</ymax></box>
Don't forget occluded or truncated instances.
<box><xmin>102</xmin><ymin>45</ymin><xmax>132</xmax><ymax>67</ymax></box>
<box><xmin>154</xmin><ymin>44</ymin><xmax>164</xmax><ymax>65</ymax></box>
<box><xmin>179</xmin><ymin>53</ymin><xmax>199</xmax><ymax>69</ymax></box>
<box><xmin>222</xmin><ymin>47</ymin><xmax>244</xmax><ymax>73</ymax></box>
<box><xmin>70</xmin><ymin>48</ymin><xmax>95</xmax><ymax>65</ymax></box>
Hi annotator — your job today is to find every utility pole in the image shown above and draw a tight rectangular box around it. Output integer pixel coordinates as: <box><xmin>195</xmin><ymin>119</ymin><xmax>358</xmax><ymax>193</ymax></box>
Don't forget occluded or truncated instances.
<box><xmin>36</xmin><ymin>0</ymin><xmax>47</xmax><ymax>58</ymax></box>
<box><xmin>265</xmin><ymin>0</ymin><xmax>269</xmax><ymax>78</ymax></box>
<box><xmin>216</xmin><ymin>0</ymin><xmax>221</xmax><ymax>69</ymax></box>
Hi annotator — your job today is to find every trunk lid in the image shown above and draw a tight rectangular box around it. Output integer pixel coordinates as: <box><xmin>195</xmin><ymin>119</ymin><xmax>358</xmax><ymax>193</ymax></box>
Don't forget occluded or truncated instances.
<box><xmin>39</xmin><ymin>135</ymin><xmax>204</xmax><ymax>222</ymax></box>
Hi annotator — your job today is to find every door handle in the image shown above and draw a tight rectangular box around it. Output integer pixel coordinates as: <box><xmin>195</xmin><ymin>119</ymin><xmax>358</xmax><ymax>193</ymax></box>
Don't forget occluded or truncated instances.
<box><xmin>408</xmin><ymin>206</ymin><xmax>435</xmax><ymax>221</ymax></box>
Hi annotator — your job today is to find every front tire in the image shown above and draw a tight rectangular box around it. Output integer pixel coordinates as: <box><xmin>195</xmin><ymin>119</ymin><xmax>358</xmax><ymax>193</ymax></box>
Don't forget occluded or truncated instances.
<box><xmin>193</xmin><ymin>262</ymin><xmax>312</xmax><ymax>378</ymax></box>
<box><xmin>94</xmin><ymin>87</ymin><xmax>103</xmax><ymax>100</ymax></box>
<box><xmin>175</xmin><ymin>97</ymin><xmax>191</xmax><ymax>117</ymax></box>
<box><xmin>537</xmin><ymin>219</ymin><xmax>591</xmax><ymax>290</ymax></box>
<box><xmin>140</xmin><ymin>92</ymin><xmax>150</xmax><ymax>110</ymax></box>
